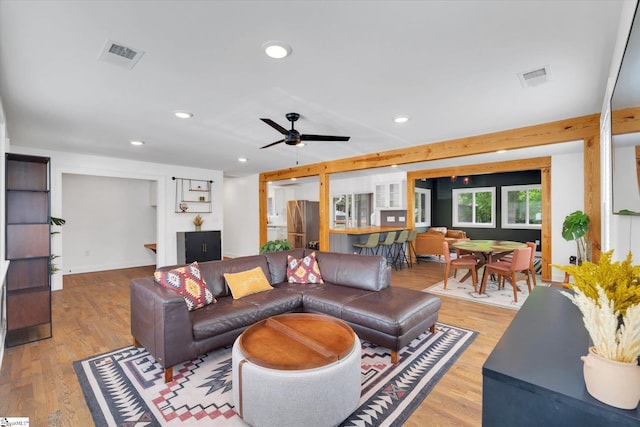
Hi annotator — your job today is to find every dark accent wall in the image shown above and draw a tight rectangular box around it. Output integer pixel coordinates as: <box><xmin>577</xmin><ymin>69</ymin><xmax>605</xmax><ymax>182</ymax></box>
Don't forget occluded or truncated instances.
<box><xmin>417</xmin><ymin>170</ymin><xmax>541</xmax><ymax>250</ymax></box>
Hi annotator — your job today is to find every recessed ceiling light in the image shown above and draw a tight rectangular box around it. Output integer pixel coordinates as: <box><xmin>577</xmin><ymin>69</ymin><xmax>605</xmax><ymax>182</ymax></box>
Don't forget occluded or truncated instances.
<box><xmin>394</xmin><ymin>116</ymin><xmax>409</xmax><ymax>124</ymax></box>
<box><xmin>173</xmin><ymin>111</ymin><xmax>193</xmax><ymax>119</ymax></box>
<box><xmin>238</xmin><ymin>157</ymin><xmax>248</xmax><ymax>163</ymax></box>
<box><xmin>263</xmin><ymin>41</ymin><xmax>292</xmax><ymax>59</ymax></box>
<box><xmin>290</xmin><ymin>177</ymin><xmax>297</xmax><ymax>181</ymax></box>
<box><xmin>130</xmin><ymin>140</ymin><xmax>144</xmax><ymax>146</ymax></box>
<box><xmin>391</xmin><ymin>164</ymin><xmax>398</xmax><ymax>168</ymax></box>
<box><xmin>496</xmin><ymin>149</ymin><xmax>507</xmax><ymax>153</ymax></box>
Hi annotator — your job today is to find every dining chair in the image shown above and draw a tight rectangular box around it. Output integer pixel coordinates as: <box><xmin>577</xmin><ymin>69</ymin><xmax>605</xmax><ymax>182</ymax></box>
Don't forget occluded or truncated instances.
<box><xmin>392</xmin><ymin>230</ymin><xmax>409</xmax><ymax>270</ymax></box>
<box><xmin>378</xmin><ymin>231</ymin><xmax>397</xmax><ymax>266</ymax></box>
<box><xmin>443</xmin><ymin>241</ymin><xmax>479</xmax><ymax>292</ymax></box>
<box><xmin>352</xmin><ymin>232</ymin><xmax>380</xmax><ymax>255</ymax></box>
<box><xmin>482</xmin><ymin>246</ymin><xmax>532</xmax><ymax>302</ymax></box>
<box><xmin>496</xmin><ymin>241</ymin><xmax>537</xmax><ymax>287</ymax></box>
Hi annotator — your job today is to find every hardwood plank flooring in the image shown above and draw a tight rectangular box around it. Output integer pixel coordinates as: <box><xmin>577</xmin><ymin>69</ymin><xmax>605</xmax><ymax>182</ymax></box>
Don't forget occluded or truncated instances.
<box><xmin>0</xmin><ymin>260</ymin><xmax>524</xmax><ymax>426</ymax></box>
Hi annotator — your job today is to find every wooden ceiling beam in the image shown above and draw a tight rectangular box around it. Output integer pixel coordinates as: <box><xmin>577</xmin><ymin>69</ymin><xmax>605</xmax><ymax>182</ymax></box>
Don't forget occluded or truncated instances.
<box><xmin>260</xmin><ymin>113</ymin><xmax>599</xmax><ymax>182</ymax></box>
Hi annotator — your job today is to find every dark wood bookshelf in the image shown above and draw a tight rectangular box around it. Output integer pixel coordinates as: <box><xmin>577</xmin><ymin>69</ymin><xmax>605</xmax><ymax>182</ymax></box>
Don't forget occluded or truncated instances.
<box><xmin>5</xmin><ymin>153</ymin><xmax>52</xmax><ymax>346</ymax></box>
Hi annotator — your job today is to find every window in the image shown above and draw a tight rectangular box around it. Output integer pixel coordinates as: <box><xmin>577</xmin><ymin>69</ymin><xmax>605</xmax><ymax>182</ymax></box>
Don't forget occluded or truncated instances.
<box><xmin>501</xmin><ymin>185</ymin><xmax>542</xmax><ymax>229</ymax></box>
<box><xmin>414</xmin><ymin>188</ymin><xmax>431</xmax><ymax>227</ymax></box>
<box><xmin>452</xmin><ymin>187</ymin><xmax>495</xmax><ymax>227</ymax></box>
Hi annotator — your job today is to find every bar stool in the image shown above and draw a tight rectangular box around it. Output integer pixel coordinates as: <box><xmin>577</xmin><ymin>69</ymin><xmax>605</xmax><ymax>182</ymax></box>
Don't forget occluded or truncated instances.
<box><xmin>352</xmin><ymin>232</ymin><xmax>380</xmax><ymax>255</ymax></box>
<box><xmin>406</xmin><ymin>229</ymin><xmax>418</xmax><ymax>267</ymax></box>
<box><xmin>392</xmin><ymin>230</ymin><xmax>409</xmax><ymax>270</ymax></box>
<box><xmin>378</xmin><ymin>231</ymin><xmax>397</xmax><ymax>266</ymax></box>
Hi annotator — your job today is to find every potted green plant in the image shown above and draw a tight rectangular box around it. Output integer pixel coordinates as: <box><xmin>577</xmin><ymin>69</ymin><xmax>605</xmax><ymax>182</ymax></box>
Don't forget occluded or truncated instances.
<box><xmin>561</xmin><ymin>210</ymin><xmax>591</xmax><ymax>264</ymax></box>
<box><xmin>554</xmin><ymin>251</ymin><xmax>640</xmax><ymax>409</ymax></box>
<box><xmin>259</xmin><ymin>239</ymin><xmax>292</xmax><ymax>254</ymax></box>
<box><xmin>50</xmin><ymin>216</ymin><xmax>65</xmax><ymax>274</ymax></box>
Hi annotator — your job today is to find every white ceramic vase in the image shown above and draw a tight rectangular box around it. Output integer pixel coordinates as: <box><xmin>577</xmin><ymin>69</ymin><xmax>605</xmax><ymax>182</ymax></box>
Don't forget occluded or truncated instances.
<box><xmin>581</xmin><ymin>346</ymin><xmax>640</xmax><ymax>410</ymax></box>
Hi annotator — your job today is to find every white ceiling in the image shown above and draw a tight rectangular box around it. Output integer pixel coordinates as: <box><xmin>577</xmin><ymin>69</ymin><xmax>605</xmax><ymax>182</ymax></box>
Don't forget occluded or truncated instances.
<box><xmin>0</xmin><ymin>0</ymin><xmax>627</xmax><ymax>178</ymax></box>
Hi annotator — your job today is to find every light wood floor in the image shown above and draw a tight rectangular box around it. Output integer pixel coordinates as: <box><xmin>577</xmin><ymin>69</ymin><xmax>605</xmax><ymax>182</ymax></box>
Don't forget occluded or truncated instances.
<box><xmin>0</xmin><ymin>259</ymin><xmax>527</xmax><ymax>426</ymax></box>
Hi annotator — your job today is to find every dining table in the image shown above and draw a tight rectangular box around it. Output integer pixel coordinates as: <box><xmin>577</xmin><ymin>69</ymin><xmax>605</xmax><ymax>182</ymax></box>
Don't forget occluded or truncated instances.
<box><xmin>451</xmin><ymin>239</ymin><xmax>527</xmax><ymax>294</ymax></box>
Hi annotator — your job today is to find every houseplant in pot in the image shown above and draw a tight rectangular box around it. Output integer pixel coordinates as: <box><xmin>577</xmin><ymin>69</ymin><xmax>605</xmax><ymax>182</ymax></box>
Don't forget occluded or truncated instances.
<box><xmin>259</xmin><ymin>240</ymin><xmax>292</xmax><ymax>254</ymax></box>
<box><xmin>555</xmin><ymin>251</ymin><xmax>640</xmax><ymax>409</ymax></box>
<box><xmin>561</xmin><ymin>210</ymin><xmax>591</xmax><ymax>264</ymax></box>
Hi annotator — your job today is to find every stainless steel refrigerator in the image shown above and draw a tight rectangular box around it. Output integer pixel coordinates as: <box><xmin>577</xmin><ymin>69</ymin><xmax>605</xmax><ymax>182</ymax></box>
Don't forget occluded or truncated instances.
<box><xmin>287</xmin><ymin>200</ymin><xmax>319</xmax><ymax>249</ymax></box>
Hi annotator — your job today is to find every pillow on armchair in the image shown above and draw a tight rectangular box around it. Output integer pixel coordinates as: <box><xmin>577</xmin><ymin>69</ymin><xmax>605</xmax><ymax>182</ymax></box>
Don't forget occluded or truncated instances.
<box><xmin>430</xmin><ymin>227</ymin><xmax>447</xmax><ymax>235</ymax></box>
<box><xmin>446</xmin><ymin>230</ymin><xmax>467</xmax><ymax>239</ymax></box>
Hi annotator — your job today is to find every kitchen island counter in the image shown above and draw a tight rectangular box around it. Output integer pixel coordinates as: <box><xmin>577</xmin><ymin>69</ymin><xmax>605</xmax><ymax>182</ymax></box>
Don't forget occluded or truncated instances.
<box><xmin>329</xmin><ymin>226</ymin><xmax>407</xmax><ymax>253</ymax></box>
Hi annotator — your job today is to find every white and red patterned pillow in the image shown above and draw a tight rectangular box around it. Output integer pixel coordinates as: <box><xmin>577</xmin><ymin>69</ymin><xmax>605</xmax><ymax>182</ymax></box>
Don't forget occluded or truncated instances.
<box><xmin>286</xmin><ymin>252</ymin><xmax>324</xmax><ymax>284</ymax></box>
<box><xmin>154</xmin><ymin>262</ymin><xmax>216</xmax><ymax>311</ymax></box>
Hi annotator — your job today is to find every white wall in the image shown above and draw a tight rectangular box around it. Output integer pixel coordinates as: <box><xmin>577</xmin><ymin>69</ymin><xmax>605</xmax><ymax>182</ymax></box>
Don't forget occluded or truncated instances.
<box><xmin>551</xmin><ymin>152</ymin><xmax>585</xmax><ymax>282</ymax></box>
<box><xmin>223</xmin><ymin>175</ymin><xmax>259</xmax><ymax>258</ymax></box>
<box><xmin>9</xmin><ymin>145</ymin><xmax>223</xmax><ymax>290</ymax></box>
<box><xmin>61</xmin><ymin>174</ymin><xmax>156</xmax><ymax>274</ymax></box>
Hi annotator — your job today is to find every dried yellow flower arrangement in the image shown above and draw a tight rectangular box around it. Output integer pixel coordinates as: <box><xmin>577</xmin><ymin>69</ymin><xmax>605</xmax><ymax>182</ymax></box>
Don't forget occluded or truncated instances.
<box><xmin>554</xmin><ymin>251</ymin><xmax>640</xmax><ymax>363</ymax></box>
<box><xmin>193</xmin><ymin>215</ymin><xmax>204</xmax><ymax>227</ymax></box>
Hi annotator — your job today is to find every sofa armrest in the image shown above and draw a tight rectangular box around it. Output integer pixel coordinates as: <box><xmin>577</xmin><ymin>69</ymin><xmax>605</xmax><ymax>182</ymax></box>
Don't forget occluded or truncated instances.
<box><xmin>130</xmin><ymin>277</ymin><xmax>196</xmax><ymax>368</ymax></box>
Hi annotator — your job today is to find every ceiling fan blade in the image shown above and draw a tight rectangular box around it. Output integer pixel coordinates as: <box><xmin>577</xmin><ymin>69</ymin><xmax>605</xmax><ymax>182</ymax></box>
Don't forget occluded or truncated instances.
<box><xmin>300</xmin><ymin>134</ymin><xmax>351</xmax><ymax>142</ymax></box>
<box><xmin>260</xmin><ymin>118</ymin><xmax>288</xmax><ymax>135</ymax></box>
<box><xmin>260</xmin><ymin>139</ymin><xmax>285</xmax><ymax>149</ymax></box>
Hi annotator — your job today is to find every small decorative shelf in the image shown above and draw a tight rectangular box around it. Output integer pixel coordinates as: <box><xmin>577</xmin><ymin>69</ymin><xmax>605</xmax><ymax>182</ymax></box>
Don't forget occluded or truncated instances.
<box><xmin>173</xmin><ymin>177</ymin><xmax>213</xmax><ymax>213</ymax></box>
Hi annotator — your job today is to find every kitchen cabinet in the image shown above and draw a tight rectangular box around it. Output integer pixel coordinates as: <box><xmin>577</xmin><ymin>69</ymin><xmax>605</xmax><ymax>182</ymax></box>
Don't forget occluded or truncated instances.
<box><xmin>5</xmin><ymin>153</ymin><xmax>52</xmax><ymax>347</ymax></box>
<box><xmin>177</xmin><ymin>231</ymin><xmax>221</xmax><ymax>264</ymax></box>
<box><xmin>375</xmin><ymin>182</ymin><xmax>405</xmax><ymax>208</ymax></box>
<box><xmin>273</xmin><ymin>188</ymin><xmax>296</xmax><ymax>223</ymax></box>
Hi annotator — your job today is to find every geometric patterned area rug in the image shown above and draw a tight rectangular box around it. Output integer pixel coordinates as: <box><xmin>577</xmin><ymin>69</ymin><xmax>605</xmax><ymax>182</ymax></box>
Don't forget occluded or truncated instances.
<box><xmin>424</xmin><ymin>275</ymin><xmax>549</xmax><ymax>310</ymax></box>
<box><xmin>74</xmin><ymin>323</ymin><xmax>476</xmax><ymax>427</ymax></box>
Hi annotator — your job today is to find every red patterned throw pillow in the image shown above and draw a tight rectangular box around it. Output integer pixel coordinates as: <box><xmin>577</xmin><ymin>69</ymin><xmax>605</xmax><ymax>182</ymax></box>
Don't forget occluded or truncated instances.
<box><xmin>154</xmin><ymin>262</ymin><xmax>216</xmax><ymax>311</ymax></box>
<box><xmin>287</xmin><ymin>252</ymin><xmax>324</xmax><ymax>284</ymax></box>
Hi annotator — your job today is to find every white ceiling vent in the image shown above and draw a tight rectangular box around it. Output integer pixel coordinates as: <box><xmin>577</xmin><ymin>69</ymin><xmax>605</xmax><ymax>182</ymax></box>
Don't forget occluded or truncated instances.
<box><xmin>98</xmin><ymin>39</ymin><xmax>145</xmax><ymax>70</ymax></box>
<box><xmin>518</xmin><ymin>65</ymin><xmax>551</xmax><ymax>88</ymax></box>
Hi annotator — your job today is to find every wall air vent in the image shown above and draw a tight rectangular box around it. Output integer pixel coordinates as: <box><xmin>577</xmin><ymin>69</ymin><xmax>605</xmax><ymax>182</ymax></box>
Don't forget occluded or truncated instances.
<box><xmin>517</xmin><ymin>65</ymin><xmax>552</xmax><ymax>88</ymax></box>
<box><xmin>98</xmin><ymin>39</ymin><xmax>145</xmax><ymax>70</ymax></box>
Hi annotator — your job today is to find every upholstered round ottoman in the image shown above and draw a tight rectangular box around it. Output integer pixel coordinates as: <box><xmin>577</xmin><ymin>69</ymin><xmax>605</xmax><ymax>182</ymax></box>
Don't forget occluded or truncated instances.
<box><xmin>232</xmin><ymin>313</ymin><xmax>361</xmax><ymax>427</ymax></box>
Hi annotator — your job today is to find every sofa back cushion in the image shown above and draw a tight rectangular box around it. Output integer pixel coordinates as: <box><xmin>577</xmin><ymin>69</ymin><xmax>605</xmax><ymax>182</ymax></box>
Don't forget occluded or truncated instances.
<box><xmin>306</xmin><ymin>250</ymin><xmax>389</xmax><ymax>291</ymax></box>
<box><xmin>264</xmin><ymin>249</ymin><xmax>306</xmax><ymax>284</ymax></box>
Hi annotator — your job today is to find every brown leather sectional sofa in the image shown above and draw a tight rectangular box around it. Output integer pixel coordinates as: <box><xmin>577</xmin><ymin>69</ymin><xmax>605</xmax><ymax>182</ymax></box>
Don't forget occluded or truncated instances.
<box><xmin>130</xmin><ymin>249</ymin><xmax>441</xmax><ymax>382</ymax></box>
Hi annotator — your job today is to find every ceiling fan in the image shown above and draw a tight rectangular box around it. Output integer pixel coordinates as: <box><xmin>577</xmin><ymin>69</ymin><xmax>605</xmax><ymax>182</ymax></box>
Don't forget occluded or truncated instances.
<box><xmin>260</xmin><ymin>112</ymin><xmax>350</xmax><ymax>149</ymax></box>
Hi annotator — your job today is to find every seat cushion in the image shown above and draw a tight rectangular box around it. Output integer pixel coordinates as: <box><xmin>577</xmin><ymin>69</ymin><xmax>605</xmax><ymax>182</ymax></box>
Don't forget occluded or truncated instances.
<box><xmin>301</xmin><ymin>283</ymin><xmax>373</xmax><ymax>318</ymax></box>
<box><xmin>239</xmin><ymin>287</ymin><xmax>303</xmax><ymax>319</ymax></box>
<box><xmin>341</xmin><ymin>287</ymin><xmax>441</xmax><ymax>336</ymax></box>
<box><xmin>191</xmin><ymin>298</ymin><xmax>259</xmax><ymax>340</ymax></box>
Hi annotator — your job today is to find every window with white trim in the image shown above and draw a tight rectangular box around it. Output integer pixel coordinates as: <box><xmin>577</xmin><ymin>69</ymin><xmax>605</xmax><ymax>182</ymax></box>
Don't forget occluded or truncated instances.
<box><xmin>501</xmin><ymin>184</ymin><xmax>542</xmax><ymax>229</ymax></box>
<box><xmin>414</xmin><ymin>188</ymin><xmax>431</xmax><ymax>227</ymax></box>
<box><xmin>452</xmin><ymin>187</ymin><xmax>496</xmax><ymax>228</ymax></box>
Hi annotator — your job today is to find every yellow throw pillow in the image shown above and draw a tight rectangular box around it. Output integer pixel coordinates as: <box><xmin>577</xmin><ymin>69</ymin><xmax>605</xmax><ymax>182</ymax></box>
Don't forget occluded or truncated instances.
<box><xmin>224</xmin><ymin>266</ymin><xmax>273</xmax><ymax>299</ymax></box>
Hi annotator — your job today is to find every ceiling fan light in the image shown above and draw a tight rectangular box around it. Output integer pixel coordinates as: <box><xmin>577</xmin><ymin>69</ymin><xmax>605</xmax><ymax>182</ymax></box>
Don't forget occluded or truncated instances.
<box><xmin>238</xmin><ymin>157</ymin><xmax>248</xmax><ymax>163</ymax></box>
<box><xmin>263</xmin><ymin>42</ymin><xmax>291</xmax><ymax>59</ymax></box>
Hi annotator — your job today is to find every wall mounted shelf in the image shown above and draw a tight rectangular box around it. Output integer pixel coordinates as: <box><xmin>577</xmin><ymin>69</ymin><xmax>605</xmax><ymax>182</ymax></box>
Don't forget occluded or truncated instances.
<box><xmin>173</xmin><ymin>177</ymin><xmax>213</xmax><ymax>213</ymax></box>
